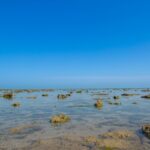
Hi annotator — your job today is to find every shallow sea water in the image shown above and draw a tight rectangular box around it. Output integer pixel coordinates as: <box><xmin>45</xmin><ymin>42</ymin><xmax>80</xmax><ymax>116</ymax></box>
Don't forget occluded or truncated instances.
<box><xmin>0</xmin><ymin>89</ymin><xmax>150</xmax><ymax>149</ymax></box>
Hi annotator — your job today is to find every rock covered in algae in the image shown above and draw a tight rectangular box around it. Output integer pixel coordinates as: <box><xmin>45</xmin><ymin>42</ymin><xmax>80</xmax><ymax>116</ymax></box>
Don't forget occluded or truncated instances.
<box><xmin>94</xmin><ymin>100</ymin><xmax>103</xmax><ymax>108</ymax></box>
<box><xmin>3</xmin><ymin>93</ymin><xmax>13</xmax><ymax>99</ymax></box>
<box><xmin>141</xmin><ymin>95</ymin><xmax>150</xmax><ymax>99</ymax></box>
<box><xmin>50</xmin><ymin>114</ymin><xmax>71</xmax><ymax>124</ymax></box>
<box><xmin>42</xmin><ymin>94</ymin><xmax>49</xmax><ymax>97</ymax></box>
<box><xmin>142</xmin><ymin>124</ymin><xmax>150</xmax><ymax>139</ymax></box>
<box><xmin>11</xmin><ymin>102</ymin><xmax>21</xmax><ymax>107</ymax></box>
<box><xmin>66</xmin><ymin>93</ymin><xmax>71</xmax><ymax>97</ymax></box>
<box><xmin>76</xmin><ymin>90</ymin><xmax>82</xmax><ymax>93</ymax></box>
<box><xmin>57</xmin><ymin>94</ymin><xmax>68</xmax><ymax>99</ymax></box>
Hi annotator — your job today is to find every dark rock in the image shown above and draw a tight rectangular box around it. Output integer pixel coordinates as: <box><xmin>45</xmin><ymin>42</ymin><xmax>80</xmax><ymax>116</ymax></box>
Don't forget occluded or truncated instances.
<box><xmin>11</xmin><ymin>102</ymin><xmax>21</xmax><ymax>107</ymax></box>
<box><xmin>142</xmin><ymin>124</ymin><xmax>150</xmax><ymax>139</ymax></box>
<box><xmin>42</xmin><ymin>94</ymin><xmax>49</xmax><ymax>97</ymax></box>
<box><xmin>121</xmin><ymin>93</ymin><xmax>136</xmax><ymax>96</ymax></box>
<box><xmin>3</xmin><ymin>93</ymin><xmax>13</xmax><ymax>99</ymax></box>
<box><xmin>141</xmin><ymin>95</ymin><xmax>150</xmax><ymax>99</ymax></box>
<box><xmin>114</xmin><ymin>96</ymin><xmax>120</xmax><ymax>99</ymax></box>
<box><xmin>76</xmin><ymin>90</ymin><xmax>82</xmax><ymax>93</ymax></box>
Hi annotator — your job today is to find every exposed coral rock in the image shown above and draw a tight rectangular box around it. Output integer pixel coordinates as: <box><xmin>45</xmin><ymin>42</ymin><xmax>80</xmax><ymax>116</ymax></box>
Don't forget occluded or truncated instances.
<box><xmin>50</xmin><ymin>114</ymin><xmax>71</xmax><ymax>124</ymax></box>
<box><xmin>94</xmin><ymin>100</ymin><xmax>103</xmax><ymax>108</ymax></box>
<box><xmin>57</xmin><ymin>94</ymin><xmax>68</xmax><ymax>99</ymax></box>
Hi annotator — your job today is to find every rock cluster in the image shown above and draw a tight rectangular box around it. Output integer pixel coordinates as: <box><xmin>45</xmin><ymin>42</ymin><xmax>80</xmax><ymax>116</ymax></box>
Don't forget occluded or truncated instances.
<box><xmin>57</xmin><ymin>94</ymin><xmax>71</xmax><ymax>99</ymax></box>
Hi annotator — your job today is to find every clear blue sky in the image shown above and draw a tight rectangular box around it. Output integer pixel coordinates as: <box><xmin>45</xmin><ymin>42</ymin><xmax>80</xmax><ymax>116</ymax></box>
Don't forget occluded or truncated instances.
<box><xmin>0</xmin><ymin>0</ymin><xmax>150</xmax><ymax>88</ymax></box>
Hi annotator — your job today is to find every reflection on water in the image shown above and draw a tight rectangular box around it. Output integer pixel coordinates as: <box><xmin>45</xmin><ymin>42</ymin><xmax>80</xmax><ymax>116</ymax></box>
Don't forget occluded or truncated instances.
<box><xmin>0</xmin><ymin>89</ymin><xmax>150</xmax><ymax>149</ymax></box>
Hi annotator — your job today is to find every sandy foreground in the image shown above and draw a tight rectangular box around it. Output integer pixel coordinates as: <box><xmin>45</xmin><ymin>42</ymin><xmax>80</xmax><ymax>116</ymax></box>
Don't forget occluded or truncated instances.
<box><xmin>1</xmin><ymin>127</ymin><xmax>150</xmax><ymax>150</ymax></box>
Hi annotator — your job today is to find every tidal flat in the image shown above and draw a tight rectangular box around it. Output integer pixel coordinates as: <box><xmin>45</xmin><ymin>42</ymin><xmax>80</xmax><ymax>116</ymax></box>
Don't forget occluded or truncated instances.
<box><xmin>0</xmin><ymin>88</ymin><xmax>150</xmax><ymax>150</ymax></box>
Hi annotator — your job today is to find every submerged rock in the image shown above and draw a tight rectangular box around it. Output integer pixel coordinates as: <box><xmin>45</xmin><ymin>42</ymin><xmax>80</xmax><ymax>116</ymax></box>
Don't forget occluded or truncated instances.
<box><xmin>10</xmin><ymin>124</ymin><xmax>41</xmax><ymax>134</ymax></box>
<box><xmin>14</xmin><ymin>90</ymin><xmax>24</xmax><ymax>93</ymax></box>
<box><xmin>142</xmin><ymin>124</ymin><xmax>150</xmax><ymax>139</ymax></box>
<box><xmin>50</xmin><ymin>114</ymin><xmax>71</xmax><ymax>124</ymax></box>
<box><xmin>141</xmin><ymin>95</ymin><xmax>150</xmax><ymax>99</ymax></box>
<box><xmin>76</xmin><ymin>90</ymin><xmax>82</xmax><ymax>93</ymax></box>
<box><xmin>66</xmin><ymin>93</ymin><xmax>71</xmax><ymax>97</ymax></box>
<box><xmin>11</xmin><ymin>102</ymin><xmax>21</xmax><ymax>107</ymax></box>
<box><xmin>141</xmin><ymin>89</ymin><xmax>150</xmax><ymax>92</ymax></box>
<box><xmin>84</xmin><ymin>130</ymin><xmax>136</xmax><ymax>150</ymax></box>
<box><xmin>26</xmin><ymin>96</ymin><xmax>37</xmax><ymax>99</ymax></box>
<box><xmin>94</xmin><ymin>100</ymin><xmax>103</xmax><ymax>108</ymax></box>
<box><xmin>93</xmin><ymin>93</ymin><xmax>108</xmax><ymax>96</ymax></box>
<box><xmin>30</xmin><ymin>136</ymin><xmax>88</xmax><ymax>150</ymax></box>
<box><xmin>108</xmin><ymin>100</ymin><xmax>121</xmax><ymax>105</ymax></box>
<box><xmin>132</xmin><ymin>102</ymin><xmax>138</xmax><ymax>104</ymax></box>
<box><xmin>102</xmin><ymin>130</ymin><xmax>134</xmax><ymax>139</ymax></box>
<box><xmin>121</xmin><ymin>93</ymin><xmax>136</xmax><ymax>96</ymax></box>
<box><xmin>108</xmin><ymin>100</ymin><xmax>113</xmax><ymax>105</ymax></box>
